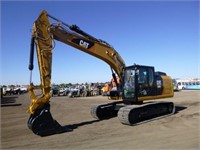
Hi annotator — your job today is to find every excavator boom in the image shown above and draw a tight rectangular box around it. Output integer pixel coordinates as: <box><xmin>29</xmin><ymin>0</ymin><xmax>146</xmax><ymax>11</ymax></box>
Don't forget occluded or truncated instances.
<box><xmin>28</xmin><ymin>10</ymin><xmax>125</xmax><ymax>114</ymax></box>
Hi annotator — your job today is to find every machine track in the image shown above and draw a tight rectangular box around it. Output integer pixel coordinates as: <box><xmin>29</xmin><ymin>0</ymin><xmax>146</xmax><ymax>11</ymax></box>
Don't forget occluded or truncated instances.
<box><xmin>91</xmin><ymin>101</ymin><xmax>175</xmax><ymax>125</ymax></box>
<box><xmin>118</xmin><ymin>101</ymin><xmax>175</xmax><ymax>125</ymax></box>
<box><xmin>91</xmin><ymin>102</ymin><xmax>122</xmax><ymax>120</ymax></box>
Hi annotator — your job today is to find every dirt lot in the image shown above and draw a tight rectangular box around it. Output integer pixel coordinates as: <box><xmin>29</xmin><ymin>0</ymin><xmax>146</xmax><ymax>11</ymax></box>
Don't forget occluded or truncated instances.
<box><xmin>1</xmin><ymin>90</ymin><xmax>200</xmax><ymax>150</ymax></box>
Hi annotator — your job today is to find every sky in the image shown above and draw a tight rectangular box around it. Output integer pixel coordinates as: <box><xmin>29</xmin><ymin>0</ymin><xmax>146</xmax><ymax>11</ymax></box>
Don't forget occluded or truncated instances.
<box><xmin>1</xmin><ymin>0</ymin><xmax>199</xmax><ymax>85</ymax></box>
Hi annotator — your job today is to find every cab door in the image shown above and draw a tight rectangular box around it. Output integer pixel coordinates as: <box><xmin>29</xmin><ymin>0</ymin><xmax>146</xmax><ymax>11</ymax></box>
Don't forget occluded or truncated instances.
<box><xmin>137</xmin><ymin>66</ymin><xmax>155</xmax><ymax>97</ymax></box>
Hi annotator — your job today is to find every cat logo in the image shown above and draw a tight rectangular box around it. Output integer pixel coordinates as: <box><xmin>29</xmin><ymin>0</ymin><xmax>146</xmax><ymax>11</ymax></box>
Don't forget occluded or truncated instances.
<box><xmin>72</xmin><ymin>39</ymin><xmax>94</xmax><ymax>49</ymax></box>
<box><xmin>79</xmin><ymin>40</ymin><xmax>90</xmax><ymax>49</ymax></box>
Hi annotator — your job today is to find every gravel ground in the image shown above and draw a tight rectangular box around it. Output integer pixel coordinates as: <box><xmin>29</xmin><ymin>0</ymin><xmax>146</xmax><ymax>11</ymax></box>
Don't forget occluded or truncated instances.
<box><xmin>1</xmin><ymin>90</ymin><xmax>200</xmax><ymax>150</ymax></box>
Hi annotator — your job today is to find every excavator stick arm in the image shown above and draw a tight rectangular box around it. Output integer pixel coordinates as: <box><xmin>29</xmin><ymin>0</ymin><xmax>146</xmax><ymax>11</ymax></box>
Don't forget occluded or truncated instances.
<box><xmin>28</xmin><ymin>11</ymin><xmax>53</xmax><ymax>114</ymax></box>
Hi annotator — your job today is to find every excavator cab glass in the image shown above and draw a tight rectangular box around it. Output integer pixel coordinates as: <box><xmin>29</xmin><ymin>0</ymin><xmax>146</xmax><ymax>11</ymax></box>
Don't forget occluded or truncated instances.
<box><xmin>123</xmin><ymin>68</ymin><xmax>136</xmax><ymax>100</ymax></box>
<box><xmin>123</xmin><ymin>65</ymin><xmax>155</xmax><ymax>102</ymax></box>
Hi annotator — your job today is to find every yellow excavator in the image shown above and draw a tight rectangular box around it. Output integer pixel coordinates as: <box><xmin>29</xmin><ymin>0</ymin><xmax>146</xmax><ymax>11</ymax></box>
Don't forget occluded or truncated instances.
<box><xmin>27</xmin><ymin>10</ymin><xmax>175</xmax><ymax>136</ymax></box>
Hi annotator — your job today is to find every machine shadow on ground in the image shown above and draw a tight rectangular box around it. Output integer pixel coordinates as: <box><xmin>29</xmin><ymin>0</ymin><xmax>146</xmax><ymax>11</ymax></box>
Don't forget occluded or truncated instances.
<box><xmin>175</xmin><ymin>105</ymin><xmax>187</xmax><ymax>114</ymax></box>
<box><xmin>39</xmin><ymin>119</ymin><xmax>104</xmax><ymax>137</ymax></box>
<box><xmin>1</xmin><ymin>96</ymin><xmax>22</xmax><ymax>107</ymax></box>
<box><xmin>56</xmin><ymin>105</ymin><xmax>187</xmax><ymax>135</ymax></box>
<box><xmin>65</xmin><ymin>119</ymin><xmax>103</xmax><ymax>130</ymax></box>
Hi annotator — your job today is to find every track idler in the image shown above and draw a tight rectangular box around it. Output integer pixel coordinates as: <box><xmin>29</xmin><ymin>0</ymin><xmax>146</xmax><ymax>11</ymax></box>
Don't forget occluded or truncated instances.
<box><xmin>27</xmin><ymin>103</ymin><xmax>72</xmax><ymax>136</ymax></box>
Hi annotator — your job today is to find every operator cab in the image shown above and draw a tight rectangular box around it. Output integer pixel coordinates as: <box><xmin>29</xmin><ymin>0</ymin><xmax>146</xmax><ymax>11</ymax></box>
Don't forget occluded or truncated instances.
<box><xmin>123</xmin><ymin>65</ymin><xmax>159</xmax><ymax>103</ymax></box>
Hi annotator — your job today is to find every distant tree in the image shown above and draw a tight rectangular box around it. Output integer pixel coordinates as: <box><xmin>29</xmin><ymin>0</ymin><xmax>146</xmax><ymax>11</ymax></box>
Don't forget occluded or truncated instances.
<box><xmin>10</xmin><ymin>85</ymin><xmax>15</xmax><ymax>89</ymax></box>
<box><xmin>66</xmin><ymin>83</ymin><xmax>72</xmax><ymax>87</ymax></box>
<box><xmin>60</xmin><ymin>83</ymin><xmax>66</xmax><ymax>88</ymax></box>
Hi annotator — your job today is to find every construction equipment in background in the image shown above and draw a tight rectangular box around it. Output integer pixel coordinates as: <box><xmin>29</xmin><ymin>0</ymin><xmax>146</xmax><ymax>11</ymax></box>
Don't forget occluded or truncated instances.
<box><xmin>101</xmin><ymin>83</ymin><xmax>111</xmax><ymax>96</ymax></box>
<box><xmin>101</xmin><ymin>77</ymin><xmax>122</xmax><ymax>100</ymax></box>
<box><xmin>27</xmin><ymin>10</ymin><xmax>175</xmax><ymax>136</ymax></box>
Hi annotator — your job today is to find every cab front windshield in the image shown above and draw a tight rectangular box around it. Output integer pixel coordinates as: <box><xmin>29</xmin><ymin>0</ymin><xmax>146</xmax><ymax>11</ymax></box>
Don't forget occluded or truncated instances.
<box><xmin>123</xmin><ymin>68</ymin><xmax>135</xmax><ymax>99</ymax></box>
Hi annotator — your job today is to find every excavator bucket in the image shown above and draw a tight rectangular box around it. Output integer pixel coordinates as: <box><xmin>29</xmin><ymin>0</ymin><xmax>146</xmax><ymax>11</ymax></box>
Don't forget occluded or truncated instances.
<box><xmin>27</xmin><ymin>103</ymin><xmax>72</xmax><ymax>136</ymax></box>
